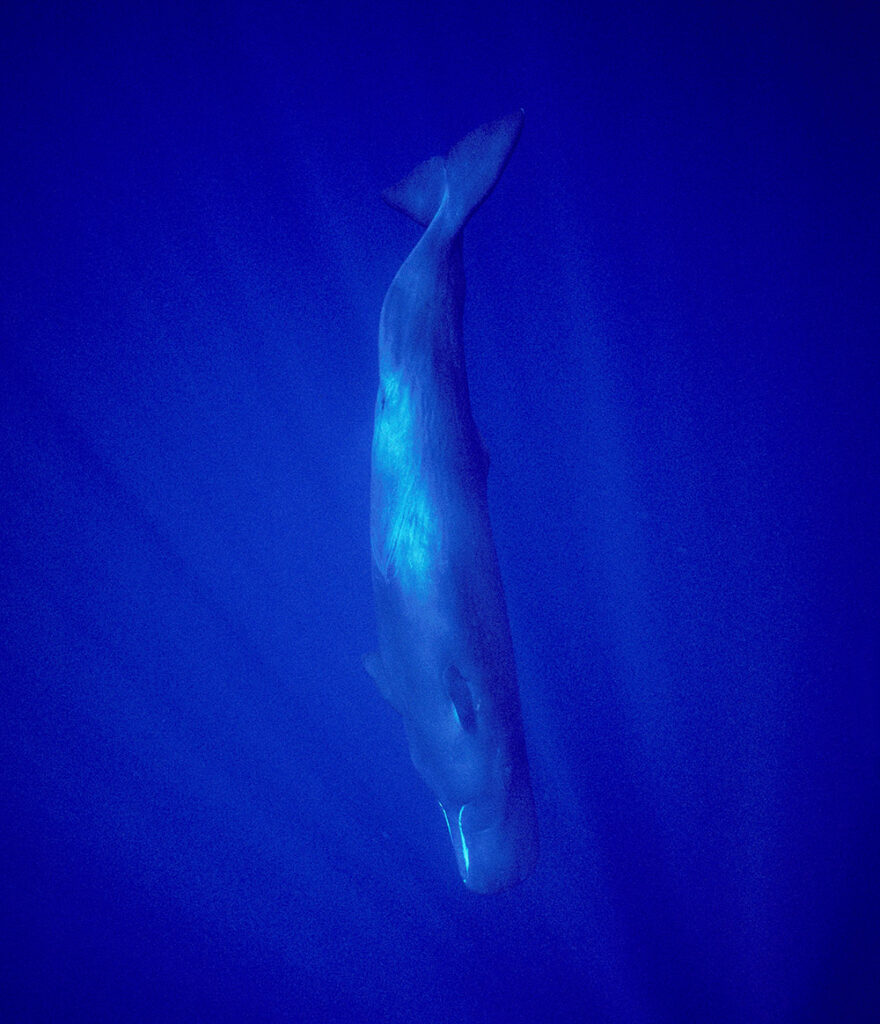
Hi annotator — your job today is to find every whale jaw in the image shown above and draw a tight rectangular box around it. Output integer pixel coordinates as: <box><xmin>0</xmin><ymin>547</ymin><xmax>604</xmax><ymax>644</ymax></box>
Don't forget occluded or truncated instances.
<box><xmin>440</xmin><ymin>776</ymin><xmax>538</xmax><ymax>894</ymax></box>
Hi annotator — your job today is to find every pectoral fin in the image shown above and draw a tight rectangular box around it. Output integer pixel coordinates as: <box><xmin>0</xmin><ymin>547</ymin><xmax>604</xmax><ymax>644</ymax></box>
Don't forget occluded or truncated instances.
<box><xmin>364</xmin><ymin>651</ymin><xmax>401</xmax><ymax>713</ymax></box>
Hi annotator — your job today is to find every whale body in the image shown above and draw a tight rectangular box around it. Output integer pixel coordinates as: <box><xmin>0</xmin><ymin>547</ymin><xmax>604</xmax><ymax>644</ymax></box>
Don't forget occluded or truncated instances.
<box><xmin>366</xmin><ymin>111</ymin><xmax>538</xmax><ymax>893</ymax></box>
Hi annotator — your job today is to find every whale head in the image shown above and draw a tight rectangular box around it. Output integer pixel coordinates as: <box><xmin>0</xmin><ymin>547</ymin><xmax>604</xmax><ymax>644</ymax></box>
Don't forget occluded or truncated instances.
<box><xmin>404</xmin><ymin>664</ymin><xmax>539</xmax><ymax>894</ymax></box>
<box><xmin>437</xmin><ymin>768</ymin><xmax>538</xmax><ymax>894</ymax></box>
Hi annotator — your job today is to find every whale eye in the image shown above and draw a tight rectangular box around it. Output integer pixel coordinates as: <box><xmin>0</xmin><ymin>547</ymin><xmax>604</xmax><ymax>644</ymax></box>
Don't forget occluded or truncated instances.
<box><xmin>445</xmin><ymin>664</ymin><xmax>476</xmax><ymax>733</ymax></box>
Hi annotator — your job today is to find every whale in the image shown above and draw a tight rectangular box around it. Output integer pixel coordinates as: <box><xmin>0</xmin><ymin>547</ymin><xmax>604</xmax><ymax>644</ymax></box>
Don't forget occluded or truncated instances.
<box><xmin>365</xmin><ymin>111</ymin><xmax>538</xmax><ymax>893</ymax></box>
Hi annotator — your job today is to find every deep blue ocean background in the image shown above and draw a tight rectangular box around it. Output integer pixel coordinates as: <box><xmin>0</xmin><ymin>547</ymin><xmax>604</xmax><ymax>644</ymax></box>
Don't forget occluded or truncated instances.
<box><xmin>2</xmin><ymin>3</ymin><xmax>877</xmax><ymax>1021</ymax></box>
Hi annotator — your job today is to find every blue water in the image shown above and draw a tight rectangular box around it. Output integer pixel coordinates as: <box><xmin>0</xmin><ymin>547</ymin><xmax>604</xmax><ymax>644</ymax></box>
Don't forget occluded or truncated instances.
<box><xmin>2</xmin><ymin>4</ymin><xmax>877</xmax><ymax>1021</ymax></box>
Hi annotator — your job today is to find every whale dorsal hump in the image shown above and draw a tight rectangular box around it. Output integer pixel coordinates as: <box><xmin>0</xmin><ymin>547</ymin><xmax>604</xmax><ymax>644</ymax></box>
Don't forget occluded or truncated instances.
<box><xmin>445</xmin><ymin>664</ymin><xmax>477</xmax><ymax>733</ymax></box>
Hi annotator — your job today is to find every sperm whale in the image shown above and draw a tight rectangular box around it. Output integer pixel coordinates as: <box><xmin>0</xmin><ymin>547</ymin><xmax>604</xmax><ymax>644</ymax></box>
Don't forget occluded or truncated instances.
<box><xmin>366</xmin><ymin>111</ymin><xmax>538</xmax><ymax>893</ymax></box>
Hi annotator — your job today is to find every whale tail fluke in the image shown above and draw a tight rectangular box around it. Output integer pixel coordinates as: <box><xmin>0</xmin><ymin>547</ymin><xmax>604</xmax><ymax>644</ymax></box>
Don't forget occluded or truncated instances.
<box><xmin>382</xmin><ymin>155</ymin><xmax>447</xmax><ymax>228</ymax></box>
<box><xmin>382</xmin><ymin>110</ymin><xmax>524</xmax><ymax>234</ymax></box>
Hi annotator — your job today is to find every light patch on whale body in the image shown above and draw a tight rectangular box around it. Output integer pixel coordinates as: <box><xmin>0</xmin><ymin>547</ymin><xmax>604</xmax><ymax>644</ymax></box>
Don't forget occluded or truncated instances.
<box><xmin>367</xmin><ymin>111</ymin><xmax>538</xmax><ymax>894</ymax></box>
<box><xmin>372</xmin><ymin>369</ymin><xmax>440</xmax><ymax>595</ymax></box>
<box><xmin>458</xmin><ymin>806</ymin><xmax>471</xmax><ymax>877</ymax></box>
<box><xmin>439</xmin><ymin>802</ymin><xmax>473</xmax><ymax>884</ymax></box>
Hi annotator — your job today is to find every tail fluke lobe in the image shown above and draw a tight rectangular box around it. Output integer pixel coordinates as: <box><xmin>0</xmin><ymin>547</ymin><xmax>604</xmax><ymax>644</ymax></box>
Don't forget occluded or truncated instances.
<box><xmin>382</xmin><ymin>110</ymin><xmax>524</xmax><ymax>234</ymax></box>
<box><xmin>443</xmin><ymin>109</ymin><xmax>524</xmax><ymax>233</ymax></box>
<box><xmin>382</xmin><ymin>155</ymin><xmax>446</xmax><ymax>227</ymax></box>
